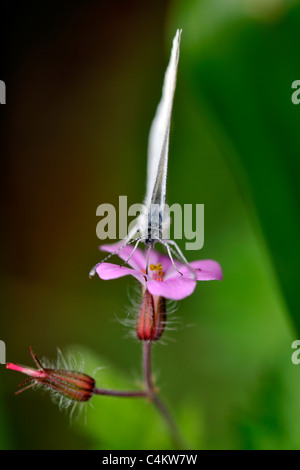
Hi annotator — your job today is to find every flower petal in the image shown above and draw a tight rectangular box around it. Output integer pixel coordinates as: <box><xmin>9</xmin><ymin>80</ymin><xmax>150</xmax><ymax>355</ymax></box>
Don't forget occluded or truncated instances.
<box><xmin>151</xmin><ymin>250</ymin><xmax>174</xmax><ymax>272</ymax></box>
<box><xmin>147</xmin><ymin>277</ymin><xmax>196</xmax><ymax>300</ymax></box>
<box><xmin>165</xmin><ymin>259</ymin><xmax>223</xmax><ymax>281</ymax></box>
<box><xmin>96</xmin><ymin>262</ymin><xmax>147</xmax><ymax>286</ymax></box>
<box><xmin>190</xmin><ymin>260</ymin><xmax>223</xmax><ymax>281</ymax></box>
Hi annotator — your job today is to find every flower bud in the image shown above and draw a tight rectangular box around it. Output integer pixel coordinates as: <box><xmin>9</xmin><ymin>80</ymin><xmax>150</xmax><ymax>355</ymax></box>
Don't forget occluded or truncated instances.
<box><xmin>39</xmin><ymin>370</ymin><xmax>95</xmax><ymax>402</ymax></box>
<box><xmin>136</xmin><ymin>290</ymin><xmax>166</xmax><ymax>341</ymax></box>
<box><xmin>6</xmin><ymin>347</ymin><xmax>95</xmax><ymax>403</ymax></box>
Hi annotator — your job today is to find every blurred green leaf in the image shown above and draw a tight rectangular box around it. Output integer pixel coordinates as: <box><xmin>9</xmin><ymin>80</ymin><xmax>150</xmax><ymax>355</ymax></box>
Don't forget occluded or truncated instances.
<box><xmin>170</xmin><ymin>0</ymin><xmax>300</xmax><ymax>331</ymax></box>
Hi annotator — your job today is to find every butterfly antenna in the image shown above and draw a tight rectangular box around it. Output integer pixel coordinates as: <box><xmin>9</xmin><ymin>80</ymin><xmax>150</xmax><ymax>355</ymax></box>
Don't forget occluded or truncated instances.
<box><xmin>89</xmin><ymin>237</ymin><xmax>142</xmax><ymax>278</ymax></box>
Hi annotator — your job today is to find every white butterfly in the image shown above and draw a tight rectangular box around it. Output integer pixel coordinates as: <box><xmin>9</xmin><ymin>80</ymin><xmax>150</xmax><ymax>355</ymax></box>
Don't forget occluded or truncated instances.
<box><xmin>90</xmin><ymin>29</ymin><xmax>192</xmax><ymax>277</ymax></box>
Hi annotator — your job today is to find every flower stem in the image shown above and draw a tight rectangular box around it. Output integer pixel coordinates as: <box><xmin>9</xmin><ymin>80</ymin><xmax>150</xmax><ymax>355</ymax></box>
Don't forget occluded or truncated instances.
<box><xmin>143</xmin><ymin>341</ymin><xmax>153</xmax><ymax>393</ymax></box>
<box><xmin>142</xmin><ymin>341</ymin><xmax>186</xmax><ymax>449</ymax></box>
<box><xmin>93</xmin><ymin>388</ymin><xmax>146</xmax><ymax>398</ymax></box>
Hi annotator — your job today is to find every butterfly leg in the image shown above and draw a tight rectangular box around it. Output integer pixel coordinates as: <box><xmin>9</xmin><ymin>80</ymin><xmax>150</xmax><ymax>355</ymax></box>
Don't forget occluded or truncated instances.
<box><xmin>166</xmin><ymin>239</ymin><xmax>189</xmax><ymax>264</ymax></box>
<box><xmin>161</xmin><ymin>241</ymin><xmax>183</xmax><ymax>276</ymax></box>
<box><xmin>120</xmin><ymin>238</ymin><xmax>141</xmax><ymax>267</ymax></box>
<box><xmin>166</xmin><ymin>240</ymin><xmax>197</xmax><ymax>279</ymax></box>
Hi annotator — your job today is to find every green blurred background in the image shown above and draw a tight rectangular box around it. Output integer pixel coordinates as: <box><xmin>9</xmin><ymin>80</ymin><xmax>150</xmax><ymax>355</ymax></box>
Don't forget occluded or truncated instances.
<box><xmin>1</xmin><ymin>0</ymin><xmax>300</xmax><ymax>449</ymax></box>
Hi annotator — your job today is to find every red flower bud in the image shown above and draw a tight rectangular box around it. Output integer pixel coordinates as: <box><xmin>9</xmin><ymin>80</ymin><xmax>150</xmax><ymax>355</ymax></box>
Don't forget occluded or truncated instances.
<box><xmin>137</xmin><ymin>290</ymin><xmax>166</xmax><ymax>341</ymax></box>
<box><xmin>6</xmin><ymin>347</ymin><xmax>95</xmax><ymax>403</ymax></box>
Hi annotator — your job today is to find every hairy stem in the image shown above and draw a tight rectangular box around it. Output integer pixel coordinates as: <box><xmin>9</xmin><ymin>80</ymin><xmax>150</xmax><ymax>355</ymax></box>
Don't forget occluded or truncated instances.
<box><xmin>94</xmin><ymin>388</ymin><xmax>146</xmax><ymax>398</ymax></box>
<box><xmin>143</xmin><ymin>341</ymin><xmax>153</xmax><ymax>393</ymax></box>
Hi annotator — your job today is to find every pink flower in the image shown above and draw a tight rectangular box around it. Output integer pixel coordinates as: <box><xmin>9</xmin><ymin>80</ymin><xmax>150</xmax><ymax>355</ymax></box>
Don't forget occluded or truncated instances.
<box><xmin>96</xmin><ymin>243</ymin><xmax>222</xmax><ymax>301</ymax></box>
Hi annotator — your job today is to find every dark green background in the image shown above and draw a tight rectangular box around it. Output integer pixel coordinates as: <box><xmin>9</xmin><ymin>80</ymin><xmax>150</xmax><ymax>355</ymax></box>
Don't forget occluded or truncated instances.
<box><xmin>1</xmin><ymin>0</ymin><xmax>300</xmax><ymax>449</ymax></box>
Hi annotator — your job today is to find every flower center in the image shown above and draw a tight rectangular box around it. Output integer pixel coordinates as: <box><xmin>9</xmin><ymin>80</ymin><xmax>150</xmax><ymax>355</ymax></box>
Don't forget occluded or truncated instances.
<box><xmin>149</xmin><ymin>263</ymin><xmax>164</xmax><ymax>281</ymax></box>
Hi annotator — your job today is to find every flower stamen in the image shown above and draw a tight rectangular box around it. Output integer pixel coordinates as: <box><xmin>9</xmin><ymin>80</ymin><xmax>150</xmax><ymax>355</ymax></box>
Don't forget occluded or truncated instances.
<box><xmin>150</xmin><ymin>263</ymin><xmax>164</xmax><ymax>281</ymax></box>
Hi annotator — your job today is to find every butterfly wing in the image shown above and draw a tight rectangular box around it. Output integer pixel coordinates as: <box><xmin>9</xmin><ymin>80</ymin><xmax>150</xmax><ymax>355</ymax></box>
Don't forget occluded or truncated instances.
<box><xmin>145</xmin><ymin>29</ymin><xmax>182</xmax><ymax>208</ymax></box>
